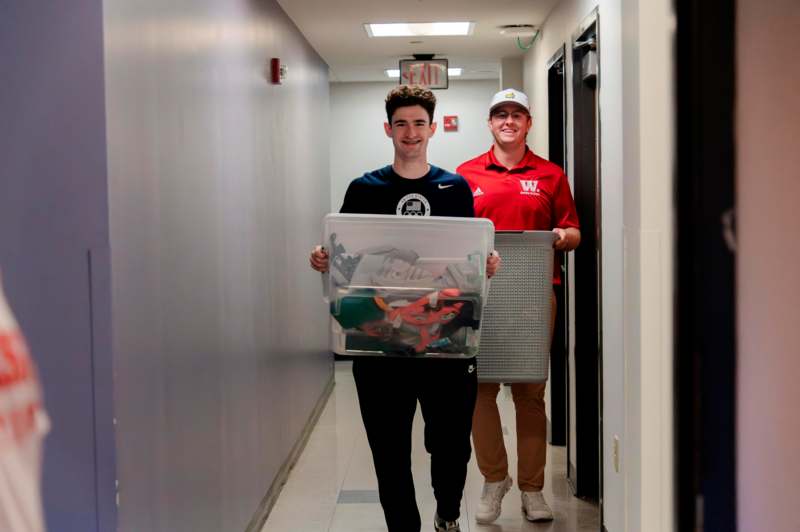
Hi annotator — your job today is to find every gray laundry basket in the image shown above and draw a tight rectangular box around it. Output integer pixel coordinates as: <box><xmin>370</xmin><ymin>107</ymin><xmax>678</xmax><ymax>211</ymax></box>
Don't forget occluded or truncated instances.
<box><xmin>477</xmin><ymin>231</ymin><xmax>556</xmax><ymax>382</ymax></box>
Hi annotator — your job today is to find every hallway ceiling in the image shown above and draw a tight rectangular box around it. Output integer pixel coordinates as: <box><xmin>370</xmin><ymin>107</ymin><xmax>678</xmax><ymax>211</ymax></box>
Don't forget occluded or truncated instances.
<box><xmin>275</xmin><ymin>0</ymin><xmax>560</xmax><ymax>82</ymax></box>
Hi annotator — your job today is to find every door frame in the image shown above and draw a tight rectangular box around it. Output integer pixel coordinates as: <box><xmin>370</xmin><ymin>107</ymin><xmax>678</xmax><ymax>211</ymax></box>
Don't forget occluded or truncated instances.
<box><xmin>546</xmin><ymin>44</ymin><xmax>569</xmax><ymax>448</ymax></box>
<box><xmin>568</xmin><ymin>7</ymin><xmax>602</xmax><ymax>503</ymax></box>
<box><xmin>674</xmin><ymin>0</ymin><xmax>737</xmax><ymax>530</ymax></box>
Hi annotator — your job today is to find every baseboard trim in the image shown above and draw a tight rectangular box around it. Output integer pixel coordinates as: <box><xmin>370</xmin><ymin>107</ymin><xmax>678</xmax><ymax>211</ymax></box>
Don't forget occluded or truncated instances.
<box><xmin>567</xmin><ymin>460</ymin><xmax>577</xmax><ymax>495</ymax></box>
<box><xmin>245</xmin><ymin>372</ymin><xmax>335</xmax><ymax>532</ymax></box>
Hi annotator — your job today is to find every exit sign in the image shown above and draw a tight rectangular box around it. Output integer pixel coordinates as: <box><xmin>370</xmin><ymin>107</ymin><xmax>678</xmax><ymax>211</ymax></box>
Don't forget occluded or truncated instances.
<box><xmin>399</xmin><ymin>59</ymin><xmax>449</xmax><ymax>89</ymax></box>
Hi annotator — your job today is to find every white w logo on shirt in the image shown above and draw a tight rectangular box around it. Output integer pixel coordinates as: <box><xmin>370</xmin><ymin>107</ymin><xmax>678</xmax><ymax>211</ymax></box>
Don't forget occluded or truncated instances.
<box><xmin>520</xmin><ymin>180</ymin><xmax>539</xmax><ymax>193</ymax></box>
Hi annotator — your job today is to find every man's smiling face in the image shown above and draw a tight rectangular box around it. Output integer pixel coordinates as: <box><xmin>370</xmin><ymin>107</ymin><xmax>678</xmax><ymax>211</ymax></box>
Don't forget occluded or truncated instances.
<box><xmin>488</xmin><ymin>103</ymin><xmax>532</xmax><ymax>148</ymax></box>
<box><xmin>384</xmin><ymin>105</ymin><xmax>436</xmax><ymax>162</ymax></box>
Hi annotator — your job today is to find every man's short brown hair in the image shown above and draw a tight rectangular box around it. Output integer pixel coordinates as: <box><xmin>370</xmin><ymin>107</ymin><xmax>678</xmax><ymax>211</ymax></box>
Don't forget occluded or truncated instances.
<box><xmin>385</xmin><ymin>84</ymin><xmax>436</xmax><ymax>124</ymax></box>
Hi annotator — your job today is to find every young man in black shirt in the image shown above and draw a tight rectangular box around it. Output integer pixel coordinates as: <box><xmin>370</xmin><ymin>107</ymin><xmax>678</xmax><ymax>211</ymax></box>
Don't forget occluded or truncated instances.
<box><xmin>310</xmin><ymin>85</ymin><xmax>499</xmax><ymax>532</ymax></box>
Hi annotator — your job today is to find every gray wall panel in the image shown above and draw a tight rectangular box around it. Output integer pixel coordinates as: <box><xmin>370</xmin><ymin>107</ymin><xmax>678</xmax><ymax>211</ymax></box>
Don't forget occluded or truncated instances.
<box><xmin>0</xmin><ymin>1</ymin><xmax>116</xmax><ymax>530</ymax></box>
<box><xmin>103</xmin><ymin>1</ymin><xmax>331</xmax><ymax>530</ymax></box>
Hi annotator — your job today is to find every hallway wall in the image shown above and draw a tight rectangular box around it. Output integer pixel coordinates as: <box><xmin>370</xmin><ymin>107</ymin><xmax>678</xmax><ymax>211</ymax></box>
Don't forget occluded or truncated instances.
<box><xmin>329</xmin><ymin>80</ymin><xmax>498</xmax><ymax>211</ymax></box>
<box><xmin>522</xmin><ymin>1</ymin><xmax>675</xmax><ymax>531</ymax></box>
<box><xmin>737</xmin><ymin>1</ymin><xmax>800</xmax><ymax>530</ymax></box>
<box><xmin>103</xmin><ymin>1</ymin><xmax>331</xmax><ymax>531</ymax></box>
<box><xmin>619</xmin><ymin>1</ymin><xmax>675</xmax><ymax>530</ymax></box>
<box><xmin>0</xmin><ymin>2</ymin><xmax>116</xmax><ymax>530</ymax></box>
<box><xmin>520</xmin><ymin>0</ymin><xmax>601</xmax><ymax>514</ymax></box>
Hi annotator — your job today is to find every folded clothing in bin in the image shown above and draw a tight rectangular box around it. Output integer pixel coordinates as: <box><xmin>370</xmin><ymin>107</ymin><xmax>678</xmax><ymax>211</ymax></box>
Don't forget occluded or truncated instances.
<box><xmin>329</xmin><ymin>234</ymin><xmax>483</xmax><ymax>292</ymax></box>
<box><xmin>327</xmin><ymin>233</ymin><xmax>483</xmax><ymax>356</ymax></box>
<box><xmin>333</xmin><ymin>288</ymin><xmax>478</xmax><ymax>355</ymax></box>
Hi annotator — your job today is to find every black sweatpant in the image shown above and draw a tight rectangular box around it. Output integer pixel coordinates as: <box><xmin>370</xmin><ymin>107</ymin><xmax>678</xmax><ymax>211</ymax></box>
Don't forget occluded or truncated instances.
<box><xmin>352</xmin><ymin>356</ymin><xmax>478</xmax><ymax>532</ymax></box>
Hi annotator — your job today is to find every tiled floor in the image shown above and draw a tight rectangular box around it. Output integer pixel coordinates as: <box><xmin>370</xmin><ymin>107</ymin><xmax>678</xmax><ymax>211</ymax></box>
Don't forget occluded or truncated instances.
<box><xmin>262</xmin><ymin>361</ymin><xmax>599</xmax><ymax>532</ymax></box>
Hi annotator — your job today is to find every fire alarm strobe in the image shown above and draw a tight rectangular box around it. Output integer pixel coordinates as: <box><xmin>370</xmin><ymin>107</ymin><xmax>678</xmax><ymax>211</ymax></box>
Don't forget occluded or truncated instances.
<box><xmin>270</xmin><ymin>58</ymin><xmax>287</xmax><ymax>84</ymax></box>
<box><xmin>443</xmin><ymin>115</ymin><xmax>459</xmax><ymax>132</ymax></box>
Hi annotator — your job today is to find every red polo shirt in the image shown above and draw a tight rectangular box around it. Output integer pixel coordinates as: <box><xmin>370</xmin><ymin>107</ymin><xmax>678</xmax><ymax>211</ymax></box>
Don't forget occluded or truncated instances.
<box><xmin>457</xmin><ymin>146</ymin><xmax>579</xmax><ymax>284</ymax></box>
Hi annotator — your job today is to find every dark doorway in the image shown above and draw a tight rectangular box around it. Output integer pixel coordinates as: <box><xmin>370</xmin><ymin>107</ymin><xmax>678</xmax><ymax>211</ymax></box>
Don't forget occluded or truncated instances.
<box><xmin>546</xmin><ymin>45</ymin><xmax>568</xmax><ymax>447</ymax></box>
<box><xmin>675</xmin><ymin>0</ymin><xmax>737</xmax><ymax>530</ymax></box>
<box><xmin>568</xmin><ymin>12</ymin><xmax>601</xmax><ymax>500</ymax></box>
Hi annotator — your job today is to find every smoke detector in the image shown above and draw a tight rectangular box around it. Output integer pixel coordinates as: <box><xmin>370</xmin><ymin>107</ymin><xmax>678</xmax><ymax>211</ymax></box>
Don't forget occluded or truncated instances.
<box><xmin>498</xmin><ymin>24</ymin><xmax>538</xmax><ymax>37</ymax></box>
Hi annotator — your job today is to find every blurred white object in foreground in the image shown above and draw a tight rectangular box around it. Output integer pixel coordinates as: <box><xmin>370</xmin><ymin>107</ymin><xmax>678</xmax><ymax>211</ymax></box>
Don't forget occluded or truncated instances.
<box><xmin>0</xmin><ymin>276</ymin><xmax>50</xmax><ymax>532</ymax></box>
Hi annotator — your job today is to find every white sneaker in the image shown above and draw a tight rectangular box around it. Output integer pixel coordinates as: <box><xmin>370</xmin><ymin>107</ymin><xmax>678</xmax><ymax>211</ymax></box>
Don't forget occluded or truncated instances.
<box><xmin>475</xmin><ymin>475</ymin><xmax>512</xmax><ymax>524</ymax></box>
<box><xmin>521</xmin><ymin>490</ymin><xmax>554</xmax><ymax>522</ymax></box>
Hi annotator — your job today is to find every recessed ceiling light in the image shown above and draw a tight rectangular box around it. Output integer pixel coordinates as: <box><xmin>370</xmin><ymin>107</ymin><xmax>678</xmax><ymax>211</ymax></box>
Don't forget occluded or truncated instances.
<box><xmin>365</xmin><ymin>22</ymin><xmax>475</xmax><ymax>37</ymax></box>
<box><xmin>385</xmin><ymin>68</ymin><xmax>463</xmax><ymax>78</ymax></box>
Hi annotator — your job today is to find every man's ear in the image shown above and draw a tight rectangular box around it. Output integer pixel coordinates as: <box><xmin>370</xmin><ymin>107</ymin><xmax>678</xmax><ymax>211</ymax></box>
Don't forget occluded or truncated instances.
<box><xmin>384</xmin><ymin>122</ymin><xmax>392</xmax><ymax>137</ymax></box>
<box><xmin>429</xmin><ymin>122</ymin><xmax>437</xmax><ymax>136</ymax></box>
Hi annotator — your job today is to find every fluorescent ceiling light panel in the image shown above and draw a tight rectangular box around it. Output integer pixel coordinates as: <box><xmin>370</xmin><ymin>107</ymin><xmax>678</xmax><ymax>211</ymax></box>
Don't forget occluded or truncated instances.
<box><xmin>385</xmin><ymin>68</ymin><xmax>463</xmax><ymax>77</ymax></box>
<box><xmin>366</xmin><ymin>22</ymin><xmax>474</xmax><ymax>37</ymax></box>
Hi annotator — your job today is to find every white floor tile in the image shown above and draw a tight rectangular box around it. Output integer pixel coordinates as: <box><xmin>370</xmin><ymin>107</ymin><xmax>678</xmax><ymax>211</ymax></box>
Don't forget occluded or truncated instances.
<box><xmin>261</xmin><ymin>361</ymin><xmax>599</xmax><ymax>532</ymax></box>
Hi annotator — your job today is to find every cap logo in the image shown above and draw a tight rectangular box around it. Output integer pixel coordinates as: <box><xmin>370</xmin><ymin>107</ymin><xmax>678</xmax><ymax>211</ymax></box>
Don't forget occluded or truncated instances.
<box><xmin>505</xmin><ymin>92</ymin><xmax>516</xmax><ymax>99</ymax></box>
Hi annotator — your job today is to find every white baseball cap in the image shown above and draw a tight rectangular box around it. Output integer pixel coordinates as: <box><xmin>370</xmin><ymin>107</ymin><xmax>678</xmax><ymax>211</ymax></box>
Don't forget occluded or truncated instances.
<box><xmin>488</xmin><ymin>88</ymin><xmax>530</xmax><ymax>115</ymax></box>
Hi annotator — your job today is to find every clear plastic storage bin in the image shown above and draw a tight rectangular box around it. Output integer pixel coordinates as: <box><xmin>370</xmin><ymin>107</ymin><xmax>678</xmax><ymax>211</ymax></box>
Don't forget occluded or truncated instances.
<box><xmin>322</xmin><ymin>214</ymin><xmax>495</xmax><ymax>358</ymax></box>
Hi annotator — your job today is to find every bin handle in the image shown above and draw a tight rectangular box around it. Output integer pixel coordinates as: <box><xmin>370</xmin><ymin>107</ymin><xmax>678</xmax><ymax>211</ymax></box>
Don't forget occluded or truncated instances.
<box><xmin>321</xmin><ymin>271</ymin><xmax>329</xmax><ymax>303</ymax></box>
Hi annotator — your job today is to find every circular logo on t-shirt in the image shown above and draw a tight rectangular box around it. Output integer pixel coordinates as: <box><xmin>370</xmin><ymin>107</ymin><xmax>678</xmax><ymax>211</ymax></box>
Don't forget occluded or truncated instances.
<box><xmin>396</xmin><ymin>193</ymin><xmax>431</xmax><ymax>216</ymax></box>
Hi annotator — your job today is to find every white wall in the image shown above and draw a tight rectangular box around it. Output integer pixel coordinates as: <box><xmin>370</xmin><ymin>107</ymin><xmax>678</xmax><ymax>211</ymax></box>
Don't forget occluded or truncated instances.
<box><xmin>523</xmin><ymin>0</ymin><xmax>622</xmax><ymax>527</ymax></box>
<box><xmin>737</xmin><ymin>1</ymin><xmax>800</xmax><ymax>531</ymax></box>
<box><xmin>624</xmin><ymin>2</ymin><xmax>675</xmax><ymax>531</ymax></box>
<box><xmin>522</xmin><ymin>0</ymin><xmax>674</xmax><ymax>531</ymax></box>
<box><xmin>522</xmin><ymin>0</ymin><xmax>596</xmax><ymax>162</ymax></box>
<box><xmin>329</xmin><ymin>80</ymin><xmax>499</xmax><ymax>211</ymax></box>
<box><xmin>501</xmin><ymin>57</ymin><xmax>524</xmax><ymax>91</ymax></box>
<box><xmin>521</xmin><ymin>3</ymin><xmax>601</xmax><ymax>511</ymax></box>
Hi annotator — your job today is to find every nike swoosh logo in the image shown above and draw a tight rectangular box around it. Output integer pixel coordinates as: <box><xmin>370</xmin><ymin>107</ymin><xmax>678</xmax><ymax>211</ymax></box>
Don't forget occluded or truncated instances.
<box><xmin>438</xmin><ymin>184</ymin><xmax>454</xmax><ymax>189</ymax></box>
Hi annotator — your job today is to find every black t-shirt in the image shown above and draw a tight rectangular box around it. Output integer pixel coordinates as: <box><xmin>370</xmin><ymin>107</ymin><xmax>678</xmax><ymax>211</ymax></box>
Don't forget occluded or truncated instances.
<box><xmin>340</xmin><ymin>165</ymin><xmax>475</xmax><ymax>218</ymax></box>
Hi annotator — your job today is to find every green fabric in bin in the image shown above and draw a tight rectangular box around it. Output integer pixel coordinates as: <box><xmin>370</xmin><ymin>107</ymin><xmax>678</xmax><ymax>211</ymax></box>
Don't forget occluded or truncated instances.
<box><xmin>331</xmin><ymin>296</ymin><xmax>385</xmax><ymax>329</ymax></box>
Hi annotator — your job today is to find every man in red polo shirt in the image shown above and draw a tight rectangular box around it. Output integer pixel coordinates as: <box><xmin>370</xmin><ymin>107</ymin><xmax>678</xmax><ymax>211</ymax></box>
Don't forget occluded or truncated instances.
<box><xmin>457</xmin><ymin>88</ymin><xmax>580</xmax><ymax>524</ymax></box>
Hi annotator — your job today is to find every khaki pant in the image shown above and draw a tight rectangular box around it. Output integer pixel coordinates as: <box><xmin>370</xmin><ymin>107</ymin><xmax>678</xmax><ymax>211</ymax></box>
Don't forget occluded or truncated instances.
<box><xmin>472</xmin><ymin>290</ymin><xmax>557</xmax><ymax>492</ymax></box>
